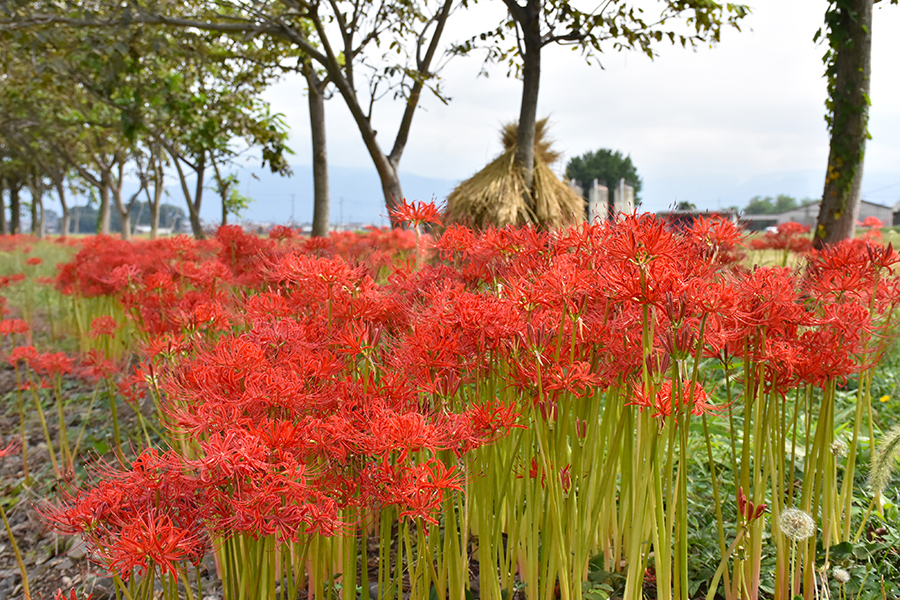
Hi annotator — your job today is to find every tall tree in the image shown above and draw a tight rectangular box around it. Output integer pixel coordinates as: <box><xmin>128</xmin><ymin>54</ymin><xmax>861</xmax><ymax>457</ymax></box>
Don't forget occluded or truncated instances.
<box><xmin>566</xmin><ymin>149</ymin><xmax>642</xmax><ymax>203</ymax></box>
<box><xmin>1</xmin><ymin>0</ymin><xmax>455</xmax><ymax>225</ymax></box>
<box><xmin>1</xmin><ymin>14</ymin><xmax>294</xmax><ymax>238</ymax></box>
<box><xmin>303</xmin><ymin>62</ymin><xmax>331</xmax><ymax>236</ymax></box>
<box><xmin>456</xmin><ymin>1</ymin><xmax>748</xmax><ymax>202</ymax></box>
<box><xmin>813</xmin><ymin>0</ymin><xmax>894</xmax><ymax>246</ymax></box>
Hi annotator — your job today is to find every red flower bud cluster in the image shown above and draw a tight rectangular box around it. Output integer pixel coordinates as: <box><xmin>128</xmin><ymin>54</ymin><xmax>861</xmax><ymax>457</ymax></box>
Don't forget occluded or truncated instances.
<box><xmin>737</xmin><ymin>486</ymin><xmax>767</xmax><ymax>522</ymax></box>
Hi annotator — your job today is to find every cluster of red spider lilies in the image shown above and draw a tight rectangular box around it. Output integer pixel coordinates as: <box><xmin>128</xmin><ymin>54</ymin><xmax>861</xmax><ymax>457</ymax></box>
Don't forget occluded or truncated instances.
<box><xmin>1</xmin><ymin>205</ymin><xmax>897</xmax><ymax>600</ymax></box>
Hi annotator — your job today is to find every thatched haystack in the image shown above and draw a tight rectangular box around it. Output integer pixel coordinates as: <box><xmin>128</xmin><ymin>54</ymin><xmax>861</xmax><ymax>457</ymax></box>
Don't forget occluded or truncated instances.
<box><xmin>445</xmin><ymin>119</ymin><xmax>585</xmax><ymax>229</ymax></box>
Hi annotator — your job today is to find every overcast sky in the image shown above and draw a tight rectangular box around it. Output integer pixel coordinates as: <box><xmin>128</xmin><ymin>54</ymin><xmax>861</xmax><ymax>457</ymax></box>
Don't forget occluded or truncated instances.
<box><xmin>258</xmin><ymin>1</ymin><xmax>900</xmax><ymax>218</ymax></box>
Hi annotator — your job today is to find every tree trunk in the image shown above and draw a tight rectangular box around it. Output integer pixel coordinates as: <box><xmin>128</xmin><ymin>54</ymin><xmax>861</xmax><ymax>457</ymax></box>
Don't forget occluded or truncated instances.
<box><xmin>99</xmin><ymin>173</ymin><xmax>112</xmax><ymax>235</ymax></box>
<box><xmin>511</xmin><ymin>0</ymin><xmax>543</xmax><ymax>195</ymax></box>
<box><xmin>28</xmin><ymin>180</ymin><xmax>44</xmax><ymax>238</ymax></box>
<box><xmin>814</xmin><ymin>0</ymin><xmax>873</xmax><ymax>248</ymax></box>
<box><xmin>169</xmin><ymin>148</ymin><xmax>207</xmax><ymax>240</ymax></box>
<box><xmin>190</xmin><ymin>156</ymin><xmax>206</xmax><ymax>238</ymax></box>
<box><xmin>112</xmin><ymin>164</ymin><xmax>132</xmax><ymax>241</ymax></box>
<box><xmin>0</xmin><ymin>178</ymin><xmax>6</xmax><ymax>235</ymax></box>
<box><xmin>10</xmin><ymin>181</ymin><xmax>21</xmax><ymax>235</ymax></box>
<box><xmin>379</xmin><ymin>169</ymin><xmax>404</xmax><ymax>221</ymax></box>
<box><xmin>148</xmin><ymin>177</ymin><xmax>163</xmax><ymax>240</ymax></box>
<box><xmin>55</xmin><ymin>180</ymin><xmax>70</xmax><ymax>237</ymax></box>
<box><xmin>306</xmin><ymin>67</ymin><xmax>330</xmax><ymax>237</ymax></box>
<box><xmin>147</xmin><ymin>152</ymin><xmax>164</xmax><ymax>239</ymax></box>
<box><xmin>296</xmin><ymin>0</ymin><xmax>452</xmax><ymax>226</ymax></box>
<box><xmin>209</xmin><ymin>155</ymin><xmax>228</xmax><ymax>227</ymax></box>
<box><xmin>326</xmin><ymin>69</ymin><xmax>405</xmax><ymax>222</ymax></box>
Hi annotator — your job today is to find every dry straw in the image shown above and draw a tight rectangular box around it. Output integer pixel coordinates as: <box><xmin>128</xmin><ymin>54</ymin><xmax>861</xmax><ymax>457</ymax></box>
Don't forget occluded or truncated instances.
<box><xmin>445</xmin><ymin>118</ymin><xmax>585</xmax><ymax>229</ymax></box>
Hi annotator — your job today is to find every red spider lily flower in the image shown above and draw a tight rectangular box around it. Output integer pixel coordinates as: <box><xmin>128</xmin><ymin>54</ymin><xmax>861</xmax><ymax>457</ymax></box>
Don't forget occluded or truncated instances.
<box><xmin>42</xmin><ymin>449</ymin><xmax>210</xmax><ymax>581</ymax></box>
<box><xmin>9</xmin><ymin>273</ymin><xmax>25</xmax><ymax>284</ymax></box>
<box><xmin>365</xmin><ymin>458</ymin><xmax>462</xmax><ymax>525</ymax></box>
<box><xmin>542</xmin><ymin>361</ymin><xmax>601</xmax><ymax>397</ymax></box>
<box><xmin>859</xmin><ymin>216</ymin><xmax>883</xmax><ymax>228</ymax></box>
<box><xmin>55</xmin><ymin>590</ymin><xmax>93</xmax><ymax>600</ymax></box>
<box><xmin>108</xmin><ymin>511</ymin><xmax>204</xmax><ymax>582</ymax></box>
<box><xmin>630</xmin><ymin>380</ymin><xmax>717</xmax><ymax>420</ymax></box>
<box><xmin>749</xmin><ymin>221</ymin><xmax>813</xmax><ymax>253</ymax></box>
<box><xmin>0</xmin><ymin>439</ymin><xmax>19</xmax><ymax>458</ymax></box>
<box><xmin>117</xmin><ymin>367</ymin><xmax>149</xmax><ymax>405</ymax></box>
<box><xmin>79</xmin><ymin>350</ymin><xmax>118</xmax><ymax>383</ymax></box>
<box><xmin>89</xmin><ymin>316</ymin><xmax>119</xmax><ymax>339</ymax></box>
<box><xmin>690</xmin><ymin>214</ymin><xmax>745</xmax><ymax>254</ymax></box>
<box><xmin>173</xmin><ymin>300</ymin><xmax>233</xmax><ymax>333</ymax></box>
<box><xmin>0</xmin><ymin>319</ymin><xmax>28</xmax><ymax>336</ymax></box>
<box><xmin>106</xmin><ymin>264</ymin><xmax>142</xmax><ymax>292</ymax></box>
<box><xmin>32</xmin><ymin>352</ymin><xmax>74</xmax><ymax>377</ymax></box>
<box><xmin>6</xmin><ymin>345</ymin><xmax>39</xmax><ymax>367</ymax></box>
<box><xmin>269</xmin><ymin>225</ymin><xmax>296</xmax><ymax>241</ymax></box>
<box><xmin>390</xmin><ymin>198</ymin><xmax>444</xmax><ymax>228</ymax></box>
<box><xmin>605</xmin><ymin>213</ymin><xmax>680</xmax><ymax>266</ymax></box>
<box><xmin>25</xmin><ymin>257</ymin><xmax>43</xmax><ymax>266</ymax></box>
<box><xmin>806</xmin><ymin>240</ymin><xmax>900</xmax><ymax>305</ymax></box>
<box><xmin>433</xmin><ymin>224</ymin><xmax>477</xmax><ymax>261</ymax></box>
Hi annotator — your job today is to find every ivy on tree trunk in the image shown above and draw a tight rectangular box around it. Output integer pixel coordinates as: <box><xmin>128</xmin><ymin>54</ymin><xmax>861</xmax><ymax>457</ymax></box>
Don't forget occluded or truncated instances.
<box><xmin>815</xmin><ymin>0</ymin><xmax>874</xmax><ymax>247</ymax></box>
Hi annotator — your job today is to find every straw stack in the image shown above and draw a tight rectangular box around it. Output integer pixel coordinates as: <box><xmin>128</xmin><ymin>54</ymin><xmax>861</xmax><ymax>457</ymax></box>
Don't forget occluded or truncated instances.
<box><xmin>445</xmin><ymin>119</ymin><xmax>585</xmax><ymax>229</ymax></box>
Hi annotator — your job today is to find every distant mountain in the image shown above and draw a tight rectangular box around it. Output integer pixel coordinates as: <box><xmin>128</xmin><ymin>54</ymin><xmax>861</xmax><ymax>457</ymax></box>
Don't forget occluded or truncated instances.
<box><xmin>198</xmin><ymin>164</ymin><xmax>459</xmax><ymax>226</ymax></box>
<box><xmin>46</xmin><ymin>164</ymin><xmax>899</xmax><ymax>228</ymax></box>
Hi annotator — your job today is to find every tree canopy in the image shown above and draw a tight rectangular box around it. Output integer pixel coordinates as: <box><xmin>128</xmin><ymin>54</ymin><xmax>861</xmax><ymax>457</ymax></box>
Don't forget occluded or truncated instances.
<box><xmin>744</xmin><ymin>195</ymin><xmax>816</xmax><ymax>215</ymax></box>
<box><xmin>565</xmin><ymin>149</ymin><xmax>642</xmax><ymax>203</ymax></box>
<box><xmin>0</xmin><ymin>10</ymin><xmax>293</xmax><ymax>238</ymax></box>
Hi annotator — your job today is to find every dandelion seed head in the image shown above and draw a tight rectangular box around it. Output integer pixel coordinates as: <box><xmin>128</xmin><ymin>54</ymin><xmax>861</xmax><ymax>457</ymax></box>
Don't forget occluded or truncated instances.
<box><xmin>833</xmin><ymin>568</ymin><xmax>850</xmax><ymax>583</ymax></box>
<box><xmin>831</xmin><ymin>439</ymin><xmax>848</xmax><ymax>458</ymax></box>
<box><xmin>778</xmin><ymin>508</ymin><xmax>816</xmax><ymax>541</ymax></box>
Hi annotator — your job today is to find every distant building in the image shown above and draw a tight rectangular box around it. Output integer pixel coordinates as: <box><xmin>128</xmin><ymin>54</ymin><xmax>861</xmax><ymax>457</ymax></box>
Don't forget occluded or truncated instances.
<box><xmin>655</xmin><ymin>209</ymin><xmax>740</xmax><ymax>230</ymax></box>
<box><xmin>43</xmin><ymin>209</ymin><xmax>60</xmax><ymax>234</ymax></box>
<box><xmin>740</xmin><ymin>199</ymin><xmax>893</xmax><ymax>231</ymax></box>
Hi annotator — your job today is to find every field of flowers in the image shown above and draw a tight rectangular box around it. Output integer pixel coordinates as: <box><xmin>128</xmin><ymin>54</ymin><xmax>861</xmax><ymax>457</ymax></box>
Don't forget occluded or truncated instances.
<box><xmin>1</xmin><ymin>205</ymin><xmax>900</xmax><ymax>600</ymax></box>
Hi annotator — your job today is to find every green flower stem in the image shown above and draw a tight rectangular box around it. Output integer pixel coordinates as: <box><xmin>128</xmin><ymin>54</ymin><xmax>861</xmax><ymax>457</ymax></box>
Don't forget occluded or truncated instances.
<box><xmin>52</xmin><ymin>374</ymin><xmax>72</xmax><ymax>473</ymax></box>
<box><xmin>72</xmin><ymin>384</ymin><xmax>101</xmax><ymax>460</ymax></box>
<box><xmin>23</xmin><ymin>369</ymin><xmax>60</xmax><ymax>477</ymax></box>
<box><xmin>0</xmin><ymin>501</ymin><xmax>30</xmax><ymax>600</ymax></box>
<box><xmin>787</xmin><ymin>387</ymin><xmax>804</xmax><ymax>508</ymax></box>
<box><xmin>840</xmin><ymin>367</ymin><xmax>871</xmax><ymax>540</ymax></box>
<box><xmin>765</xmin><ymin>407</ymin><xmax>787</xmax><ymax>598</ymax></box>
<box><xmin>105</xmin><ymin>379</ymin><xmax>123</xmax><ymax>460</ymax></box>
<box><xmin>112</xmin><ymin>574</ymin><xmax>135</xmax><ymax>600</ymax></box>
<box><xmin>13</xmin><ymin>376</ymin><xmax>29</xmax><ymax>482</ymax></box>
<box><xmin>705</xmin><ymin>525</ymin><xmax>748</xmax><ymax>600</ymax></box>
<box><xmin>344</xmin><ymin>512</ymin><xmax>359</xmax><ymax>600</ymax></box>
<box><xmin>702</xmin><ymin>413</ymin><xmax>732</xmax><ymax>599</ymax></box>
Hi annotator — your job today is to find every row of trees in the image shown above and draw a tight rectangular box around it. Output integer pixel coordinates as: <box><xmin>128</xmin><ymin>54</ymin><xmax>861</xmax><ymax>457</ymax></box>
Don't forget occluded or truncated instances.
<box><xmin>1</xmin><ymin>0</ymin><xmax>748</xmax><ymax>238</ymax></box>
<box><xmin>0</xmin><ymin>15</ymin><xmax>294</xmax><ymax>239</ymax></box>
<box><xmin>1</xmin><ymin>1</ymin><xmax>887</xmax><ymax>244</ymax></box>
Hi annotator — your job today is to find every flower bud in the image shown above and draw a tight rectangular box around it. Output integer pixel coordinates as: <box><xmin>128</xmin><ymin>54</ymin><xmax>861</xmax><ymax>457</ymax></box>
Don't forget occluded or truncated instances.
<box><xmin>560</xmin><ymin>465</ymin><xmax>572</xmax><ymax>496</ymax></box>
